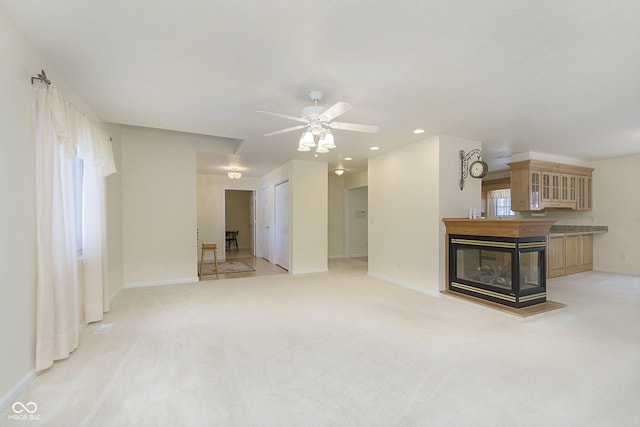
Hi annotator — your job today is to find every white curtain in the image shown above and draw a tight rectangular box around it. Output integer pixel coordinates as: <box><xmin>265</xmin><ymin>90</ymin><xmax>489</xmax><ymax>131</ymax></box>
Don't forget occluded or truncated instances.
<box><xmin>33</xmin><ymin>81</ymin><xmax>116</xmax><ymax>371</ymax></box>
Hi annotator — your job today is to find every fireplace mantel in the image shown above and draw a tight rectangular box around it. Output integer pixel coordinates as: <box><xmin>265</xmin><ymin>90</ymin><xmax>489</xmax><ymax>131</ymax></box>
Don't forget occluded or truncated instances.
<box><xmin>442</xmin><ymin>218</ymin><xmax>557</xmax><ymax>238</ymax></box>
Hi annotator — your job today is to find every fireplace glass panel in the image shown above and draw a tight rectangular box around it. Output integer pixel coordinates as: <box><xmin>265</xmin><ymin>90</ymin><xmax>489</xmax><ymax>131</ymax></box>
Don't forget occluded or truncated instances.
<box><xmin>519</xmin><ymin>251</ymin><xmax>542</xmax><ymax>291</ymax></box>
<box><xmin>456</xmin><ymin>248</ymin><xmax>512</xmax><ymax>291</ymax></box>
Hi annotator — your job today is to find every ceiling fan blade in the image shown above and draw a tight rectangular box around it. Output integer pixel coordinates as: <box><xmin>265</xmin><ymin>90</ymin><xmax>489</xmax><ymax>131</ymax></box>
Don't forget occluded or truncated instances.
<box><xmin>328</xmin><ymin>121</ymin><xmax>380</xmax><ymax>133</ymax></box>
<box><xmin>257</xmin><ymin>110</ymin><xmax>308</xmax><ymax>123</ymax></box>
<box><xmin>319</xmin><ymin>102</ymin><xmax>352</xmax><ymax>122</ymax></box>
<box><xmin>264</xmin><ymin>124</ymin><xmax>308</xmax><ymax>136</ymax></box>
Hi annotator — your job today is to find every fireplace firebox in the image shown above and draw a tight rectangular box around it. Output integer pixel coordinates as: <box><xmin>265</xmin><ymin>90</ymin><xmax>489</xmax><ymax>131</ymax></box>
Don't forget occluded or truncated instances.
<box><xmin>442</xmin><ymin>219</ymin><xmax>557</xmax><ymax>309</ymax></box>
<box><xmin>449</xmin><ymin>235</ymin><xmax>546</xmax><ymax>307</ymax></box>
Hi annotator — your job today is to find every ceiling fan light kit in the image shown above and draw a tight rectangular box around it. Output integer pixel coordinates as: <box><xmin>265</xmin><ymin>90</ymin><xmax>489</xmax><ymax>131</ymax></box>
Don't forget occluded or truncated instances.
<box><xmin>321</xmin><ymin>130</ymin><xmax>335</xmax><ymax>149</ymax></box>
<box><xmin>259</xmin><ymin>90</ymin><xmax>380</xmax><ymax>153</ymax></box>
<box><xmin>300</xmin><ymin>130</ymin><xmax>316</xmax><ymax>148</ymax></box>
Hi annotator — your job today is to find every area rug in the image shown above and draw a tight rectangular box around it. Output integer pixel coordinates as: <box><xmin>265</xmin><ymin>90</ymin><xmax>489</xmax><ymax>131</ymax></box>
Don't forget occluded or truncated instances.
<box><xmin>201</xmin><ymin>260</ymin><xmax>254</xmax><ymax>275</ymax></box>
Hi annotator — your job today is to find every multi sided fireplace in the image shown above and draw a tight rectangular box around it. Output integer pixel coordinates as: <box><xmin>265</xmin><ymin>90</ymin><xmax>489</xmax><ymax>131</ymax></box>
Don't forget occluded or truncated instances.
<box><xmin>442</xmin><ymin>219</ymin><xmax>557</xmax><ymax>309</ymax></box>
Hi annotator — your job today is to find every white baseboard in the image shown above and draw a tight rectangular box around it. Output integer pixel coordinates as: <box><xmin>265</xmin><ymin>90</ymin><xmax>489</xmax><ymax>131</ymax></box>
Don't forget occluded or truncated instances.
<box><xmin>0</xmin><ymin>369</ymin><xmax>37</xmax><ymax>415</ymax></box>
<box><xmin>367</xmin><ymin>271</ymin><xmax>441</xmax><ymax>298</ymax></box>
<box><xmin>328</xmin><ymin>255</ymin><xmax>368</xmax><ymax>260</ymax></box>
<box><xmin>124</xmin><ymin>277</ymin><xmax>199</xmax><ymax>289</ymax></box>
<box><xmin>591</xmin><ymin>268</ymin><xmax>640</xmax><ymax>277</ymax></box>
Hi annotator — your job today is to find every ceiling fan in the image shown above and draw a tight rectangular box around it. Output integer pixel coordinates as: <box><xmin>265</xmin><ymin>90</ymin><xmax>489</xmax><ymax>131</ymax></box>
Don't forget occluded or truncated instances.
<box><xmin>258</xmin><ymin>90</ymin><xmax>379</xmax><ymax>153</ymax></box>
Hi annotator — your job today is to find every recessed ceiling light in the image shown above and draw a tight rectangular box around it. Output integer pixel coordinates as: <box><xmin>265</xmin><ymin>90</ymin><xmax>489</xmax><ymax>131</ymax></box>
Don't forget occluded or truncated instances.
<box><xmin>344</xmin><ymin>157</ymin><xmax>353</xmax><ymax>161</ymax></box>
<box><xmin>413</xmin><ymin>129</ymin><xmax>425</xmax><ymax>134</ymax></box>
<box><xmin>370</xmin><ymin>146</ymin><xmax>380</xmax><ymax>151</ymax></box>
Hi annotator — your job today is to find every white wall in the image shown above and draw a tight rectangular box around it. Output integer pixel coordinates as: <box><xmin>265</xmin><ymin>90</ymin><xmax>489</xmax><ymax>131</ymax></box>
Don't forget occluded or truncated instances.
<box><xmin>368</xmin><ymin>135</ymin><xmax>481</xmax><ymax>295</ymax></box>
<box><xmin>592</xmin><ymin>155</ymin><xmax>640</xmax><ymax>274</ymax></box>
<box><xmin>197</xmin><ymin>174</ymin><xmax>224</xmax><ymax>258</ymax></box>
<box><xmin>438</xmin><ymin>136</ymin><xmax>483</xmax><ymax>288</ymax></box>
<box><xmin>0</xmin><ymin>10</ymin><xmax>39</xmax><ymax>406</ymax></box>
<box><xmin>290</xmin><ymin>160</ymin><xmax>329</xmax><ymax>273</ymax></box>
<box><xmin>104</xmin><ymin>124</ymin><xmax>123</xmax><ymax>300</ymax></box>
<box><xmin>121</xmin><ymin>127</ymin><xmax>199</xmax><ymax>286</ymax></box>
<box><xmin>345</xmin><ymin>171</ymin><xmax>368</xmax><ymax>189</ymax></box>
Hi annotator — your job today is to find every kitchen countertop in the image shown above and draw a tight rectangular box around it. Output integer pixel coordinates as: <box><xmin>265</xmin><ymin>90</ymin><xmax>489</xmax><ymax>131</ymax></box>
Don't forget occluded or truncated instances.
<box><xmin>549</xmin><ymin>225</ymin><xmax>608</xmax><ymax>235</ymax></box>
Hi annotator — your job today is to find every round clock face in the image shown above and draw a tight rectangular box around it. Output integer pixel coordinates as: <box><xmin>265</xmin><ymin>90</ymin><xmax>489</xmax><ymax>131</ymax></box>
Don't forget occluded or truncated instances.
<box><xmin>469</xmin><ymin>160</ymin><xmax>488</xmax><ymax>178</ymax></box>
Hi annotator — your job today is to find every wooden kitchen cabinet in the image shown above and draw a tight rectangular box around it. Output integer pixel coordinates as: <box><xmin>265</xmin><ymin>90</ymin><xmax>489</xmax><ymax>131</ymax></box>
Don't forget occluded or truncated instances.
<box><xmin>565</xmin><ymin>234</ymin><xmax>593</xmax><ymax>274</ymax></box>
<box><xmin>541</xmin><ymin>171</ymin><xmax>561</xmax><ymax>203</ymax></box>
<box><xmin>547</xmin><ymin>233</ymin><xmax>593</xmax><ymax>278</ymax></box>
<box><xmin>577</xmin><ymin>176</ymin><xmax>593</xmax><ymax>210</ymax></box>
<box><xmin>509</xmin><ymin>160</ymin><xmax>593</xmax><ymax>211</ymax></box>
<box><xmin>561</xmin><ymin>174</ymin><xmax>578</xmax><ymax>204</ymax></box>
<box><xmin>547</xmin><ymin>235</ymin><xmax>566</xmax><ymax>278</ymax></box>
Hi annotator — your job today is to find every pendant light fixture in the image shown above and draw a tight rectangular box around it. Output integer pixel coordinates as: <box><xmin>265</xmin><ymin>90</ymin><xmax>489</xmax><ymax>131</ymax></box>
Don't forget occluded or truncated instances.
<box><xmin>227</xmin><ymin>168</ymin><xmax>242</xmax><ymax>179</ymax></box>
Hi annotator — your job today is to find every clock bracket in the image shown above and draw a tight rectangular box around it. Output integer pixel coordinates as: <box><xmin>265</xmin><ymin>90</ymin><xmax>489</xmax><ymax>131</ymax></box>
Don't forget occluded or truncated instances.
<box><xmin>459</xmin><ymin>149</ymin><xmax>483</xmax><ymax>190</ymax></box>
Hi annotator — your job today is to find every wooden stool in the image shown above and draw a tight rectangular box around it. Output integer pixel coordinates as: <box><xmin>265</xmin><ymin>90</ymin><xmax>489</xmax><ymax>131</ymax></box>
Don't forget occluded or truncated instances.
<box><xmin>199</xmin><ymin>243</ymin><xmax>218</xmax><ymax>278</ymax></box>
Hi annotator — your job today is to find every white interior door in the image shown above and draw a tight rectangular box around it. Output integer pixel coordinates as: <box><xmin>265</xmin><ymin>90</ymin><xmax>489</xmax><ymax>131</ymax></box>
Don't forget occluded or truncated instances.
<box><xmin>260</xmin><ymin>186</ymin><xmax>270</xmax><ymax>261</ymax></box>
<box><xmin>274</xmin><ymin>181</ymin><xmax>290</xmax><ymax>270</ymax></box>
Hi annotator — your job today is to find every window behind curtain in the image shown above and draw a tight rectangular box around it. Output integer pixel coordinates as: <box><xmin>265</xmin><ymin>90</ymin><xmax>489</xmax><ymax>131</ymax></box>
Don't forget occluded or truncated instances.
<box><xmin>73</xmin><ymin>156</ymin><xmax>83</xmax><ymax>255</ymax></box>
<box><xmin>488</xmin><ymin>188</ymin><xmax>515</xmax><ymax>217</ymax></box>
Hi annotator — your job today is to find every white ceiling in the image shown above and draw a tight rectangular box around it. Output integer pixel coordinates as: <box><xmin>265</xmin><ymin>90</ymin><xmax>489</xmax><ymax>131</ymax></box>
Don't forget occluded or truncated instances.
<box><xmin>2</xmin><ymin>0</ymin><xmax>638</xmax><ymax>176</ymax></box>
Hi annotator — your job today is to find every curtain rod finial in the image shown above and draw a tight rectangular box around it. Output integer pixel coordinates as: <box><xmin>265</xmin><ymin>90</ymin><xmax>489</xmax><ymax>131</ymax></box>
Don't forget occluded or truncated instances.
<box><xmin>31</xmin><ymin>69</ymin><xmax>51</xmax><ymax>85</ymax></box>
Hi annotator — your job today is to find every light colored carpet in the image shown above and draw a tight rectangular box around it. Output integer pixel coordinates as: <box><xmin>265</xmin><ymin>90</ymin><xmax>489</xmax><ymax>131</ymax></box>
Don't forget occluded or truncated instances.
<box><xmin>2</xmin><ymin>259</ymin><xmax>639</xmax><ymax>426</ymax></box>
<box><xmin>201</xmin><ymin>260</ymin><xmax>254</xmax><ymax>275</ymax></box>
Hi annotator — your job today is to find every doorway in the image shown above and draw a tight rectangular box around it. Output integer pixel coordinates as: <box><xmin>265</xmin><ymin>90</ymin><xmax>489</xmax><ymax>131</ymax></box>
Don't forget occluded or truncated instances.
<box><xmin>224</xmin><ymin>189</ymin><xmax>256</xmax><ymax>258</ymax></box>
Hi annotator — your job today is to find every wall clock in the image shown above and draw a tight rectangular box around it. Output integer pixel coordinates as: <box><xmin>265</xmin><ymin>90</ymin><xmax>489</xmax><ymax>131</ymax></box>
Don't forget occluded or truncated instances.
<box><xmin>469</xmin><ymin>160</ymin><xmax>488</xmax><ymax>178</ymax></box>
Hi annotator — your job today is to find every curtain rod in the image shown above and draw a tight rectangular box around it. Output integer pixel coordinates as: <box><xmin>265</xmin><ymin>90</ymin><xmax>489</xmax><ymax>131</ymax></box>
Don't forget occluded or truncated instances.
<box><xmin>32</xmin><ymin>69</ymin><xmax>112</xmax><ymax>142</ymax></box>
<box><xmin>31</xmin><ymin>69</ymin><xmax>51</xmax><ymax>85</ymax></box>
